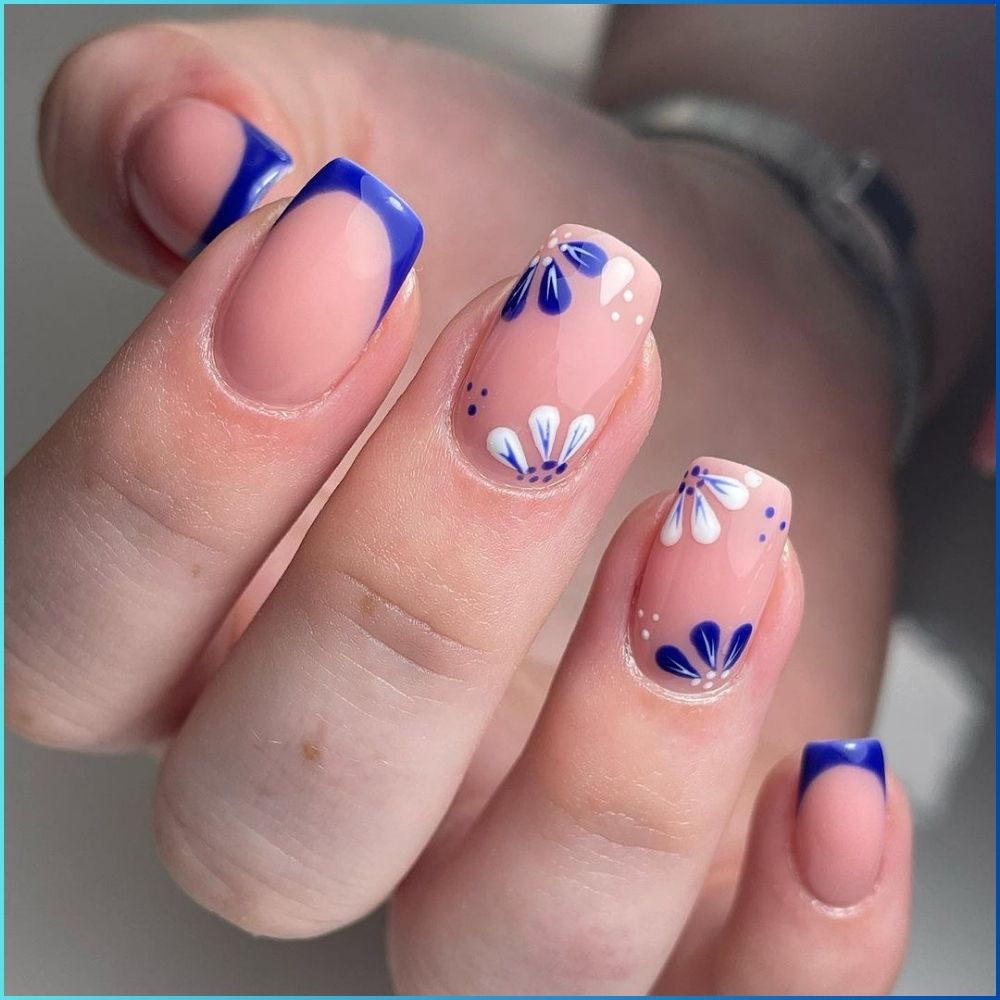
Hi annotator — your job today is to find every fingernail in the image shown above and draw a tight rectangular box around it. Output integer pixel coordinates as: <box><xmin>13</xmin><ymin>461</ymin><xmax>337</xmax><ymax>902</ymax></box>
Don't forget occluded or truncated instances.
<box><xmin>126</xmin><ymin>98</ymin><xmax>292</xmax><ymax>259</ymax></box>
<box><xmin>213</xmin><ymin>157</ymin><xmax>423</xmax><ymax>407</ymax></box>
<box><xmin>632</xmin><ymin>458</ymin><xmax>791</xmax><ymax>694</ymax></box>
<box><xmin>455</xmin><ymin>224</ymin><xmax>661</xmax><ymax>487</ymax></box>
<box><xmin>795</xmin><ymin>739</ymin><xmax>887</xmax><ymax>907</ymax></box>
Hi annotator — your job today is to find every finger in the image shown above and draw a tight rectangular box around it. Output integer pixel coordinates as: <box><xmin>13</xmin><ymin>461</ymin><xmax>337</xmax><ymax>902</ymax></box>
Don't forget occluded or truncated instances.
<box><xmin>389</xmin><ymin>459</ymin><xmax>803</xmax><ymax>995</ymax></box>
<box><xmin>690</xmin><ymin>743</ymin><xmax>912</xmax><ymax>995</ymax></box>
<box><xmin>40</xmin><ymin>21</ymin><xmax>303</xmax><ymax>284</ymax></box>
<box><xmin>6</xmin><ymin>158</ymin><xmax>422</xmax><ymax>748</ymax></box>
<box><xmin>154</xmin><ymin>226</ymin><xmax>663</xmax><ymax>938</ymax></box>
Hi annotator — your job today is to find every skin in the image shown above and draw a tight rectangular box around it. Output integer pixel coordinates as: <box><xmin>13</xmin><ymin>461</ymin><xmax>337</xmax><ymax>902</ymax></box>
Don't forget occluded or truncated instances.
<box><xmin>9</xmin><ymin>7</ymin><xmax>983</xmax><ymax>991</ymax></box>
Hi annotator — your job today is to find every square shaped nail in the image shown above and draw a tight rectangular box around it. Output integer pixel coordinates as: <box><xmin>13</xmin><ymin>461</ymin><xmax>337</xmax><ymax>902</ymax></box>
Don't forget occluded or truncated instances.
<box><xmin>632</xmin><ymin>458</ymin><xmax>791</xmax><ymax>693</ymax></box>
<box><xmin>455</xmin><ymin>224</ymin><xmax>661</xmax><ymax>487</ymax></box>
<box><xmin>213</xmin><ymin>157</ymin><xmax>423</xmax><ymax>406</ymax></box>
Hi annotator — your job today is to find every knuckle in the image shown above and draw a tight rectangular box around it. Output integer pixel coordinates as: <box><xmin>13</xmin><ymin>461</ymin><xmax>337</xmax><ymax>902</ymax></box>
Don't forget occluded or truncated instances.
<box><xmin>312</xmin><ymin>566</ymin><xmax>494</xmax><ymax>693</ymax></box>
<box><xmin>155</xmin><ymin>783</ymin><xmax>374</xmax><ymax>939</ymax></box>
<box><xmin>4</xmin><ymin>613</ymin><xmax>116</xmax><ymax>750</ymax></box>
<box><xmin>531</xmin><ymin>738</ymin><xmax>702</xmax><ymax>861</ymax></box>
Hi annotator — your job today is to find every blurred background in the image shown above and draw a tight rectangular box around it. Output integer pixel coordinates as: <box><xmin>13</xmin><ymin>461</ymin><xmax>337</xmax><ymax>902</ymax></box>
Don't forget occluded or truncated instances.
<box><xmin>4</xmin><ymin>5</ymin><xmax>995</xmax><ymax>995</ymax></box>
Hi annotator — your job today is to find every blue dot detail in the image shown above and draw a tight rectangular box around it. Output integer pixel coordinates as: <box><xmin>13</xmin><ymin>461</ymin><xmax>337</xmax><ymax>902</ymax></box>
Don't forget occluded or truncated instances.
<box><xmin>759</xmin><ymin>533</ymin><xmax>766</xmax><ymax>542</ymax></box>
<box><xmin>466</xmin><ymin>381</ymin><xmax>473</xmax><ymax>392</ymax></box>
<box><xmin>780</xmin><ymin>520</ymin><xmax>787</xmax><ymax>530</ymax></box>
<box><xmin>543</xmin><ymin>475</ymin><xmax>552</xmax><ymax>482</ymax></box>
<box><xmin>697</xmin><ymin>478</ymin><xmax>706</xmax><ymax>487</ymax></box>
<box><xmin>467</xmin><ymin>404</ymin><xmax>477</xmax><ymax>416</ymax></box>
<box><xmin>527</xmin><ymin>466</ymin><xmax>537</xmax><ymax>474</ymax></box>
<box><xmin>692</xmin><ymin>465</ymin><xmax>701</xmax><ymax>476</ymax></box>
<box><xmin>529</xmin><ymin>476</ymin><xmax>539</xmax><ymax>483</ymax></box>
<box><xmin>542</xmin><ymin>460</ymin><xmax>557</xmax><ymax>470</ymax></box>
<box><xmin>686</xmin><ymin>486</ymin><xmax>695</xmax><ymax>496</ymax></box>
<box><xmin>556</xmin><ymin>463</ymin><xmax>568</xmax><ymax>474</ymax></box>
<box><xmin>765</xmin><ymin>506</ymin><xmax>776</xmax><ymax>518</ymax></box>
<box><xmin>516</xmin><ymin>474</ymin><xmax>524</xmax><ymax>481</ymax></box>
<box><xmin>678</xmin><ymin>483</ymin><xmax>685</xmax><ymax>493</ymax></box>
<box><xmin>481</xmin><ymin>387</ymin><xmax>488</xmax><ymax>397</ymax></box>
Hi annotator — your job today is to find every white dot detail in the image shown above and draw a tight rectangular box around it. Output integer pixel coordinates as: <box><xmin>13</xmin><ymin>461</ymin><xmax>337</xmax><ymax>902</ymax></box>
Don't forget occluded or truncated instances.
<box><xmin>691</xmin><ymin>678</ymin><xmax>702</xmax><ymax>686</ymax></box>
<box><xmin>744</xmin><ymin>469</ymin><xmax>764</xmax><ymax>488</ymax></box>
<box><xmin>547</xmin><ymin>238</ymin><xmax>557</xmax><ymax>249</ymax></box>
<box><xmin>611</xmin><ymin>311</ymin><xmax>621</xmax><ymax>322</ymax></box>
<box><xmin>563</xmin><ymin>231</ymin><xmax>573</xmax><ymax>239</ymax></box>
<box><xmin>704</xmin><ymin>681</ymin><xmax>715</xmax><ymax>690</ymax></box>
<box><xmin>652</xmin><ymin>613</ymin><xmax>660</xmax><ymax>622</ymax></box>
<box><xmin>623</xmin><ymin>289</ymin><xmax>634</xmax><ymax>302</ymax></box>
<box><xmin>640</xmin><ymin>629</ymin><xmax>650</xmax><ymax>641</ymax></box>
<box><xmin>635</xmin><ymin>314</ymin><xmax>645</xmax><ymax>325</ymax></box>
<box><xmin>542</xmin><ymin>256</ymin><xmax>553</xmax><ymax>265</ymax></box>
<box><xmin>637</xmin><ymin>609</ymin><xmax>644</xmax><ymax>618</ymax></box>
<box><xmin>707</xmin><ymin>671</ymin><xmax>717</xmax><ymax>680</ymax></box>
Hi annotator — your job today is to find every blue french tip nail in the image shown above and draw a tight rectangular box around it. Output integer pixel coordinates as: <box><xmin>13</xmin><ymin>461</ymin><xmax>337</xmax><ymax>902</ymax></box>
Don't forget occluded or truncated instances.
<box><xmin>280</xmin><ymin>156</ymin><xmax>424</xmax><ymax>323</ymax></box>
<box><xmin>188</xmin><ymin>119</ymin><xmax>293</xmax><ymax>258</ymax></box>
<box><xmin>797</xmin><ymin>738</ymin><xmax>886</xmax><ymax>805</ymax></box>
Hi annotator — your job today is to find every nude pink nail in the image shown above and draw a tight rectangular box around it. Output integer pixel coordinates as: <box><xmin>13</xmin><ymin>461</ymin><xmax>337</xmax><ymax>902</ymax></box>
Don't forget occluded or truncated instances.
<box><xmin>632</xmin><ymin>458</ymin><xmax>791</xmax><ymax>694</ymax></box>
<box><xmin>455</xmin><ymin>224</ymin><xmax>661</xmax><ymax>486</ymax></box>
<box><xmin>795</xmin><ymin>739</ymin><xmax>887</xmax><ymax>907</ymax></box>
<box><xmin>213</xmin><ymin>157</ymin><xmax>422</xmax><ymax>407</ymax></box>
<box><xmin>126</xmin><ymin>98</ymin><xmax>292</xmax><ymax>259</ymax></box>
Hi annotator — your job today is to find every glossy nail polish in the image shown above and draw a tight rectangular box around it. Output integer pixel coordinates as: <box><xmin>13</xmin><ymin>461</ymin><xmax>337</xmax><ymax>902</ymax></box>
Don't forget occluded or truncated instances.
<box><xmin>455</xmin><ymin>225</ymin><xmax>661</xmax><ymax>487</ymax></box>
<box><xmin>127</xmin><ymin>98</ymin><xmax>292</xmax><ymax>259</ymax></box>
<box><xmin>213</xmin><ymin>157</ymin><xmax>423</xmax><ymax>407</ymax></box>
<box><xmin>795</xmin><ymin>739</ymin><xmax>887</xmax><ymax>907</ymax></box>
<box><xmin>632</xmin><ymin>458</ymin><xmax>791</xmax><ymax>694</ymax></box>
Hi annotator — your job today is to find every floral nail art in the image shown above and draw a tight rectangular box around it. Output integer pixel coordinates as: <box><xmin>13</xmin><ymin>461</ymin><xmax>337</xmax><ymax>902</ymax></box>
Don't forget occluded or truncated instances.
<box><xmin>633</xmin><ymin>457</ymin><xmax>791</xmax><ymax>694</ymax></box>
<box><xmin>455</xmin><ymin>224</ymin><xmax>661</xmax><ymax>489</ymax></box>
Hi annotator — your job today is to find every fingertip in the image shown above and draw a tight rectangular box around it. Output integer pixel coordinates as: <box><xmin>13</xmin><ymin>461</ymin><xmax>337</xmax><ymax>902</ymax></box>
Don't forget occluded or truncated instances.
<box><xmin>38</xmin><ymin>21</ymin><xmax>303</xmax><ymax>285</ymax></box>
<box><xmin>715</xmin><ymin>744</ymin><xmax>912</xmax><ymax>994</ymax></box>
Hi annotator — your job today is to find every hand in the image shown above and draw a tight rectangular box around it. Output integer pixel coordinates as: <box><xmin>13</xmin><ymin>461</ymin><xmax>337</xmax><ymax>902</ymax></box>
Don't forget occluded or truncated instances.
<box><xmin>8</xmin><ymin>18</ymin><xmax>911</xmax><ymax>993</ymax></box>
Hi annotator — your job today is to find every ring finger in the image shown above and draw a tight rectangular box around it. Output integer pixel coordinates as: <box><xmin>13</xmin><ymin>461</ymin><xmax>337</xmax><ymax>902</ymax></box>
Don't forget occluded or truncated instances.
<box><xmin>390</xmin><ymin>463</ymin><xmax>801</xmax><ymax>994</ymax></box>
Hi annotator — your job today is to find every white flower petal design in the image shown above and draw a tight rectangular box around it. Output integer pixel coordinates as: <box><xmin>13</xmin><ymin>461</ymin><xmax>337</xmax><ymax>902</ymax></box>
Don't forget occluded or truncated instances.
<box><xmin>743</xmin><ymin>469</ymin><xmax>763</xmax><ymax>488</ymax></box>
<box><xmin>528</xmin><ymin>405</ymin><xmax>560</xmax><ymax>463</ymax></box>
<box><xmin>660</xmin><ymin>491</ymin><xmax>685</xmax><ymax>546</ymax></box>
<box><xmin>702</xmin><ymin>474</ymin><xmax>749</xmax><ymax>511</ymax></box>
<box><xmin>486</xmin><ymin>426</ymin><xmax>528</xmax><ymax>474</ymax></box>
<box><xmin>558</xmin><ymin>414</ymin><xmax>595</xmax><ymax>464</ymax></box>
<box><xmin>691</xmin><ymin>488</ymin><xmax>721</xmax><ymax>544</ymax></box>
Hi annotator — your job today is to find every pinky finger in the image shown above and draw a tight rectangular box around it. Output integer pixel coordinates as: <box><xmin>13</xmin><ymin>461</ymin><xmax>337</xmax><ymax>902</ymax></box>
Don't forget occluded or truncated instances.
<box><xmin>704</xmin><ymin>741</ymin><xmax>912</xmax><ymax>995</ymax></box>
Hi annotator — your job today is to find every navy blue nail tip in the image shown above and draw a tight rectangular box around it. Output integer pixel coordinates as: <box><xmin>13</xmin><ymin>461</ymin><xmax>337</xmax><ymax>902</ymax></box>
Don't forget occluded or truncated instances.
<box><xmin>281</xmin><ymin>156</ymin><xmax>424</xmax><ymax>323</ymax></box>
<box><xmin>190</xmin><ymin>118</ymin><xmax>292</xmax><ymax>258</ymax></box>
<box><xmin>797</xmin><ymin>739</ymin><xmax>886</xmax><ymax>805</ymax></box>
<box><xmin>654</xmin><ymin>620</ymin><xmax>753</xmax><ymax>681</ymax></box>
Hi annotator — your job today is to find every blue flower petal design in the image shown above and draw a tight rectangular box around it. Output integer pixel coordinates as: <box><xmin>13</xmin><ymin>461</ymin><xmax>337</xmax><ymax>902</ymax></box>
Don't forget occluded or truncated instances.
<box><xmin>559</xmin><ymin>240</ymin><xmax>608</xmax><ymax>277</ymax></box>
<box><xmin>723</xmin><ymin>623</ymin><xmax>753</xmax><ymax>671</ymax></box>
<box><xmin>690</xmin><ymin>620</ymin><xmax>721</xmax><ymax>669</ymax></box>
<box><xmin>538</xmin><ymin>257</ymin><xmax>572</xmax><ymax>315</ymax></box>
<box><xmin>501</xmin><ymin>257</ymin><xmax>540</xmax><ymax>321</ymax></box>
<box><xmin>655</xmin><ymin>645</ymin><xmax>700</xmax><ymax>680</ymax></box>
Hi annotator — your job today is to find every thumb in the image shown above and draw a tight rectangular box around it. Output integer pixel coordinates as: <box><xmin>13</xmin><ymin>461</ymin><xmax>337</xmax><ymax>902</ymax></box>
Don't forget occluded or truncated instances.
<box><xmin>40</xmin><ymin>18</ymin><xmax>381</xmax><ymax>284</ymax></box>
